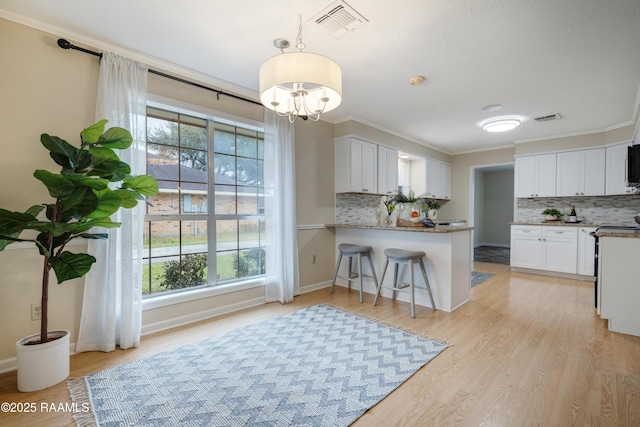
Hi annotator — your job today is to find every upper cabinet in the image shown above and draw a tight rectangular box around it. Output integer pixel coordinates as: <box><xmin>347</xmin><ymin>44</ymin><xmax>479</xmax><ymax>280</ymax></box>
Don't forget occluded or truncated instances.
<box><xmin>425</xmin><ymin>158</ymin><xmax>451</xmax><ymax>199</ymax></box>
<box><xmin>605</xmin><ymin>141</ymin><xmax>637</xmax><ymax>195</ymax></box>
<box><xmin>378</xmin><ymin>146</ymin><xmax>398</xmax><ymax>195</ymax></box>
<box><xmin>514</xmin><ymin>154</ymin><xmax>556</xmax><ymax>198</ymax></box>
<box><xmin>556</xmin><ymin>148</ymin><xmax>605</xmax><ymax>196</ymax></box>
<box><xmin>334</xmin><ymin>137</ymin><xmax>377</xmax><ymax>194</ymax></box>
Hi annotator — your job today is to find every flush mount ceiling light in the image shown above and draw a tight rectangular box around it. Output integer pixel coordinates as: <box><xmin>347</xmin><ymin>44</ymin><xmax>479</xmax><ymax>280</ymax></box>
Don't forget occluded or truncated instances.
<box><xmin>482</xmin><ymin>117</ymin><xmax>521</xmax><ymax>132</ymax></box>
<box><xmin>259</xmin><ymin>16</ymin><xmax>342</xmax><ymax>123</ymax></box>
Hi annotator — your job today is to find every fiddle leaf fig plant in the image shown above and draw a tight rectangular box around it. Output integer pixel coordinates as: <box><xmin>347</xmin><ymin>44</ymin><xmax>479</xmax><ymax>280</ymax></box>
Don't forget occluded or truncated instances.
<box><xmin>0</xmin><ymin>120</ymin><xmax>158</xmax><ymax>344</ymax></box>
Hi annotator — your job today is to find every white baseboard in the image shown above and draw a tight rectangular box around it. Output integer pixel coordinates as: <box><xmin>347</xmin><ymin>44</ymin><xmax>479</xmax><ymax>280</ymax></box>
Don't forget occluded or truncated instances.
<box><xmin>0</xmin><ymin>341</ymin><xmax>77</xmax><ymax>374</ymax></box>
<box><xmin>141</xmin><ymin>296</ymin><xmax>265</xmax><ymax>336</ymax></box>
<box><xmin>298</xmin><ymin>280</ymin><xmax>332</xmax><ymax>294</ymax></box>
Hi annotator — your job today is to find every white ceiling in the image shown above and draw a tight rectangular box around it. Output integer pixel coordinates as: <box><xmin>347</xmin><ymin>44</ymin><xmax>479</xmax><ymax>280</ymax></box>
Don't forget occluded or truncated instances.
<box><xmin>2</xmin><ymin>0</ymin><xmax>640</xmax><ymax>154</ymax></box>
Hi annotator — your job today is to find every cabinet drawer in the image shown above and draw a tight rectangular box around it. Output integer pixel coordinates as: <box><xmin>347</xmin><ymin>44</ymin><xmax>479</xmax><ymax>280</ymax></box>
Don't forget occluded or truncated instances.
<box><xmin>542</xmin><ymin>227</ymin><xmax>577</xmax><ymax>239</ymax></box>
<box><xmin>512</xmin><ymin>226</ymin><xmax>542</xmax><ymax>237</ymax></box>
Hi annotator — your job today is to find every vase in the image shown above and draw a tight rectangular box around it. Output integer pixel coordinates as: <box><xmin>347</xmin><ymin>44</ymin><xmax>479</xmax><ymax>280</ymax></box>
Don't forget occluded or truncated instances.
<box><xmin>385</xmin><ymin>215</ymin><xmax>394</xmax><ymax>227</ymax></box>
<box><xmin>428</xmin><ymin>209</ymin><xmax>438</xmax><ymax>220</ymax></box>
<box><xmin>16</xmin><ymin>329</ymin><xmax>70</xmax><ymax>392</ymax></box>
<box><xmin>398</xmin><ymin>202</ymin><xmax>421</xmax><ymax>222</ymax></box>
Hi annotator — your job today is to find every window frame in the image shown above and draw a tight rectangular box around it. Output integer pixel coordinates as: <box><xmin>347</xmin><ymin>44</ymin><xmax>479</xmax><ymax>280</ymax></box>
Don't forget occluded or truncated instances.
<box><xmin>142</xmin><ymin>96</ymin><xmax>266</xmax><ymax>310</ymax></box>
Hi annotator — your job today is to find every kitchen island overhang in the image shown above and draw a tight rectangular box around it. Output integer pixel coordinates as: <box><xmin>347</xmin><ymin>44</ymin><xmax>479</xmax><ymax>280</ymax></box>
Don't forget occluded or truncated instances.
<box><xmin>326</xmin><ymin>224</ymin><xmax>474</xmax><ymax>312</ymax></box>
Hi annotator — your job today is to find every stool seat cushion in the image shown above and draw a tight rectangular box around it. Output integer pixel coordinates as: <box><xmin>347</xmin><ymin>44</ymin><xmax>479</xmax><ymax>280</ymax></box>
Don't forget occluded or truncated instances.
<box><xmin>338</xmin><ymin>243</ymin><xmax>373</xmax><ymax>254</ymax></box>
<box><xmin>384</xmin><ymin>248</ymin><xmax>426</xmax><ymax>260</ymax></box>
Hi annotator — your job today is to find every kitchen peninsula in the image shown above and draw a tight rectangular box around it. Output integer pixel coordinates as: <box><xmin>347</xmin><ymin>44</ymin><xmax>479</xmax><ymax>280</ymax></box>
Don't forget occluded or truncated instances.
<box><xmin>326</xmin><ymin>223</ymin><xmax>474</xmax><ymax>312</ymax></box>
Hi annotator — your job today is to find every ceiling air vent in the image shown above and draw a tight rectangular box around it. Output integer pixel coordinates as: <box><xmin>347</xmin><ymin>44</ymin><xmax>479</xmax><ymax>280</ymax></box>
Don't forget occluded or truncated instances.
<box><xmin>534</xmin><ymin>113</ymin><xmax>561</xmax><ymax>122</ymax></box>
<box><xmin>312</xmin><ymin>0</ymin><xmax>369</xmax><ymax>38</ymax></box>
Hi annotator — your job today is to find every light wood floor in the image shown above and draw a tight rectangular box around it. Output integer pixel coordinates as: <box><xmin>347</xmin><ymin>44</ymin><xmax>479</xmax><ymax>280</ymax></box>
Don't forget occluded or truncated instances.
<box><xmin>1</xmin><ymin>262</ymin><xmax>639</xmax><ymax>426</ymax></box>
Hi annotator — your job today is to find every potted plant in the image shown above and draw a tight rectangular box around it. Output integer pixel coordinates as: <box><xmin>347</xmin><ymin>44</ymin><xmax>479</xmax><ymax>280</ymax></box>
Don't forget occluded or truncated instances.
<box><xmin>0</xmin><ymin>120</ymin><xmax>158</xmax><ymax>392</ymax></box>
<box><xmin>419</xmin><ymin>199</ymin><xmax>441</xmax><ymax>220</ymax></box>
<box><xmin>394</xmin><ymin>190</ymin><xmax>422</xmax><ymax>223</ymax></box>
<box><xmin>542</xmin><ymin>208</ymin><xmax>564</xmax><ymax>221</ymax></box>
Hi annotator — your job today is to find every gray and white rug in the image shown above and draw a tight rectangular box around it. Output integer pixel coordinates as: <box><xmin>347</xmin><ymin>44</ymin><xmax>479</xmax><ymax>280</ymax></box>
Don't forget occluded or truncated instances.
<box><xmin>69</xmin><ymin>304</ymin><xmax>448</xmax><ymax>426</ymax></box>
<box><xmin>471</xmin><ymin>271</ymin><xmax>495</xmax><ymax>287</ymax></box>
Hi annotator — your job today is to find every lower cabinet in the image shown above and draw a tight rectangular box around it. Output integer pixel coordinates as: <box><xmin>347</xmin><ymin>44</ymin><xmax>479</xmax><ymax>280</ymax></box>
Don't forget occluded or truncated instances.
<box><xmin>511</xmin><ymin>225</ymin><xmax>579</xmax><ymax>274</ymax></box>
<box><xmin>577</xmin><ymin>227</ymin><xmax>597</xmax><ymax>276</ymax></box>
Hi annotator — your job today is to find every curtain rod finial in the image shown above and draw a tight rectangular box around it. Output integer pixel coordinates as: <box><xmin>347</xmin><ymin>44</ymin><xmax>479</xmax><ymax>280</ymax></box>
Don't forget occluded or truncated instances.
<box><xmin>57</xmin><ymin>38</ymin><xmax>72</xmax><ymax>49</ymax></box>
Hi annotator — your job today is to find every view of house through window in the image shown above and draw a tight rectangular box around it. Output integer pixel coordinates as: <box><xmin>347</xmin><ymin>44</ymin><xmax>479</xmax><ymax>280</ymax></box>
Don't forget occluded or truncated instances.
<box><xmin>143</xmin><ymin>107</ymin><xmax>265</xmax><ymax>296</ymax></box>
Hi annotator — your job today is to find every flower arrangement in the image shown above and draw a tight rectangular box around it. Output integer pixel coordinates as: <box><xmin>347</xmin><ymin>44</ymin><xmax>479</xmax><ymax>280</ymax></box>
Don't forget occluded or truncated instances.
<box><xmin>382</xmin><ymin>194</ymin><xmax>397</xmax><ymax>215</ymax></box>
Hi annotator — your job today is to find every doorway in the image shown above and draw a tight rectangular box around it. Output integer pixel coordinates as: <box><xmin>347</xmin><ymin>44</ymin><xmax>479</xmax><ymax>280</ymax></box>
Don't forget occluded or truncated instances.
<box><xmin>471</xmin><ymin>164</ymin><xmax>514</xmax><ymax>264</ymax></box>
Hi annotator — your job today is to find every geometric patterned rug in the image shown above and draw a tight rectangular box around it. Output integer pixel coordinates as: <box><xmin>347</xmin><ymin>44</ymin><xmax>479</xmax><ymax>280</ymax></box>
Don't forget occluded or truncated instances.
<box><xmin>471</xmin><ymin>271</ymin><xmax>495</xmax><ymax>287</ymax></box>
<box><xmin>69</xmin><ymin>304</ymin><xmax>448</xmax><ymax>426</ymax></box>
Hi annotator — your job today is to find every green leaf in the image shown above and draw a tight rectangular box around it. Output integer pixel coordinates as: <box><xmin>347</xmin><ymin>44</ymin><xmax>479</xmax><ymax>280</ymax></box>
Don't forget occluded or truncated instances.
<box><xmin>41</xmin><ymin>134</ymin><xmax>78</xmax><ymax>163</ymax></box>
<box><xmin>122</xmin><ymin>175</ymin><xmax>159</xmax><ymax>197</ymax></box>
<box><xmin>80</xmin><ymin>120</ymin><xmax>108</xmax><ymax>144</ymax></box>
<box><xmin>36</xmin><ymin>231</ymin><xmax>71</xmax><ymax>256</ymax></box>
<box><xmin>87</xmin><ymin>189</ymin><xmax>122</xmax><ymax>218</ymax></box>
<box><xmin>25</xmin><ymin>205</ymin><xmax>45</xmax><ymax>218</ymax></box>
<box><xmin>110</xmin><ymin>162</ymin><xmax>132</xmax><ymax>182</ymax></box>
<box><xmin>33</xmin><ymin>170</ymin><xmax>75</xmax><ymax>199</ymax></box>
<box><xmin>0</xmin><ymin>208</ymin><xmax>38</xmax><ymax>236</ymax></box>
<box><xmin>89</xmin><ymin>147</ymin><xmax>121</xmax><ymax>178</ymax></box>
<box><xmin>58</xmin><ymin>187</ymin><xmax>87</xmax><ymax>215</ymax></box>
<box><xmin>116</xmin><ymin>189</ymin><xmax>139</xmax><ymax>208</ymax></box>
<box><xmin>64</xmin><ymin>174</ymin><xmax>109</xmax><ymax>191</ymax></box>
<box><xmin>49</xmin><ymin>251</ymin><xmax>96</xmax><ymax>284</ymax></box>
<box><xmin>97</xmin><ymin>127</ymin><xmax>133</xmax><ymax>149</ymax></box>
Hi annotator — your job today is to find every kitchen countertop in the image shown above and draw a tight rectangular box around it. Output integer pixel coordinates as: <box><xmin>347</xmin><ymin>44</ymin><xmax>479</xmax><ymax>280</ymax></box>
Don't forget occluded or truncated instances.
<box><xmin>326</xmin><ymin>223</ymin><xmax>474</xmax><ymax>233</ymax></box>
<box><xmin>510</xmin><ymin>221</ymin><xmax>600</xmax><ymax>227</ymax></box>
<box><xmin>595</xmin><ymin>229</ymin><xmax>640</xmax><ymax>238</ymax></box>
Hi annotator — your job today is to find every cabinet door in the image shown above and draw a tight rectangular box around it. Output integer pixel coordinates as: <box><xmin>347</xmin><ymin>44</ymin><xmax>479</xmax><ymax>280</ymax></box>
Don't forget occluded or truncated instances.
<box><xmin>542</xmin><ymin>237</ymin><xmax>577</xmax><ymax>273</ymax></box>
<box><xmin>536</xmin><ymin>154</ymin><xmax>557</xmax><ymax>197</ymax></box>
<box><xmin>515</xmin><ymin>156</ymin><xmax>537</xmax><ymax>197</ymax></box>
<box><xmin>378</xmin><ymin>146</ymin><xmax>398</xmax><ymax>195</ymax></box>
<box><xmin>426</xmin><ymin>159</ymin><xmax>451</xmax><ymax>199</ymax></box>
<box><xmin>605</xmin><ymin>142</ymin><xmax>635</xmax><ymax>195</ymax></box>
<box><xmin>582</xmin><ymin>149</ymin><xmax>605</xmax><ymax>196</ymax></box>
<box><xmin>350</xmin><ymin>138</ymin><xmax>377</xmax><ymax>193</ymax></box>
<box><xmin>441</xmin><ymin>163</ymin><xmax>451</xmax><ymax>199</ymax></box>
<box><xmin>556</xmin><ymin>151</ymin><xmax>582</xmax><ymax>196</ymax></box>
<box><xmin>511</xmin><ymin>236</ymin><xmax>542</xmax><ymax>269</ymax></box>
<box><xmin>577</xmin><ymin>227</ymin><xmax>597</xmax><ymax>276</ymax></box>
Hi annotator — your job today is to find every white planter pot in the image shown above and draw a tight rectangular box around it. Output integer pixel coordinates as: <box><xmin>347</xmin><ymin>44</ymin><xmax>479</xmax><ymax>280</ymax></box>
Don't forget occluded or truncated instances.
<box><xmin>16</xmin><ymin>329</ymin><xmax>70</xmax><ymax>392</ymax></box>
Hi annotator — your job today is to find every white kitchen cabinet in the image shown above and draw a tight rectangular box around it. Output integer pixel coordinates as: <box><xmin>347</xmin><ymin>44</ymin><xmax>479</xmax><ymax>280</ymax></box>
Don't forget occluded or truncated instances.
<box><xmin>605</xmin><ymin>141</ymin><xmax>637</xmax><ymax>195</ymax></box>
<box><xmin>599</xmin><ymin>236</ymin><xmax>640</xmax><ymax>337</ymax></box>
<box><xmin>334</xmin><ymin>137</ymin><xmax>377</xmax><ymax>194</ymax></box>
<box><xmin>577</xmin><ymin>227</ymin><xmax>597</xmax><ymax>276</ymax></box>
<box><xmin>556</xmin><ymin>149</ymin><xmax>605</xmax><ymax>196</ymax></box>
<box><xmin>514</xmin><ymin>154</ymin><xmax>556</xmax><ymax>198</ymax></box>
<box><xmin>510</xmin><ymin>225</ymin><xmax>578</xmax><ymax>274</ymax></box>
<box><xmin>377</xmin><ymin>146</ymin><xmax>398</xmax><ymax>195</ymax></box>
<box><xmin>425</xmin><ymin>158</ymin><xmax>451</xmax><ymax>199</ymax></box>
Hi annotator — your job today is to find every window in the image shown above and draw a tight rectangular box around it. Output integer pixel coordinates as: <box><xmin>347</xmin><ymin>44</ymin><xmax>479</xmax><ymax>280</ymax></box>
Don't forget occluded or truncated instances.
<box><xmin>143</xmin><ymin>107</ymin><xmax>265</xmax><ymax>296</ymax></box>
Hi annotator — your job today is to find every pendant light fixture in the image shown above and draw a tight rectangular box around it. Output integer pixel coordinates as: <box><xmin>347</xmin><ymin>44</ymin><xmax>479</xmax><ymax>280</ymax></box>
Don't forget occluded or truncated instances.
<box><xmin>259</xmin><ymin>16</ymin><xmax>342</xmax><ymax>122</ymax></box>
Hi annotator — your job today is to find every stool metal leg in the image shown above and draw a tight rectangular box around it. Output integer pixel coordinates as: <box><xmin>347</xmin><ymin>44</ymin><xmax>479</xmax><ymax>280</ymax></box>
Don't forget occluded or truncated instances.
<box><xmin>419</xmin><ymin>258</ymin><xmax>436</xmax><ymax>310</ymax></box>
<box><xmin>357</xmin><ymin>253</ymin><xmax>364</xmax><ymax>303</ymax></box>
<box><xmin>366</xmin><ymin>252</ymin><xmax>379</xmax><ymax>299</ymax></box>
<box><xmin>329</xmin><ymin>252</ymin><xmax>343</xmax><ymax>294</ymax></box>
<box><xmin>373</xmin><ymin>257</ymin><xmax>389</xmax><ymax>306</ymax></box>
<box><xmin>392</xmin><ymin>263</ymin><xmax>399</xmax><ymax>300</ymax></box>
<box><xmin>409</xmin><ymin>260</ymin><xmax>415</xmax><ymax>318</ymax></box>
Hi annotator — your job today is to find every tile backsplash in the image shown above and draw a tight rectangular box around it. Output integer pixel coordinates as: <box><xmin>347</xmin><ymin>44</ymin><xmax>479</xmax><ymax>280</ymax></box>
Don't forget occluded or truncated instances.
<box><xmin>516</xmin><ymin>195</ymin><xmax>640</xmax><ymax>226</ymax></box>
<box><xmin>335</xmin><ymin>193</ymin><xmax>390</xmax><ymax>225</ymax></box>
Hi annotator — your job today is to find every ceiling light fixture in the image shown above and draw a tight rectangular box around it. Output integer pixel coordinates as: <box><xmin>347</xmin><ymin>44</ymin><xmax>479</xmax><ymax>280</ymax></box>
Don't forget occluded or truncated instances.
<box><xmin>259</xmin><ymin>16</ymin><xmax>342</xmax><ymax>123</ymax></box>
<box><xmin>482</xmin><ymin>117</ymin><xmax>521</xmax><ymax>132</ymax></box>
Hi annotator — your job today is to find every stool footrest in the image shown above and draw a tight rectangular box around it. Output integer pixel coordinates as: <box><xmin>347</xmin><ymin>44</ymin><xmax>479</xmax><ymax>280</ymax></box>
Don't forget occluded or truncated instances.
<box><xmin>336</xmin><ymin>274</ymin><xmax>376</xmax><ymax>283</ymax></box>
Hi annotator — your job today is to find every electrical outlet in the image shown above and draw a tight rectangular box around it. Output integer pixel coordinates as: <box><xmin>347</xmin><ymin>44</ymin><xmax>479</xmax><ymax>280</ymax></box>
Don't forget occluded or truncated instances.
<box><xmin>31</xmin><ymin>303</ymin><xmax>41</xmax><ymax>321</ymax></box>
<box><xmin>312</xmin><ymin>254</ymin><xmax>317</xmax><ymax>264</ymax></box>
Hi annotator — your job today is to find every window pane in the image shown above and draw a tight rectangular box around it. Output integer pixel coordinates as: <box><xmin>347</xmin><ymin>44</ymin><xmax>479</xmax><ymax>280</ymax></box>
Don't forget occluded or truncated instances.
<box><xmin>148</xmin><ymin>144</ymin><xmax>179</xmax><ymax>179</ymax></box>
<box><xmin>147</xmin><ymin>116</ymin><xmax>179</xmax><ymax>146</ymax></box>
<box><xmin>216</xmin><ymin>251</ymin><xmax>237</xmax><ymax>282</ymax></box>
<box><xmin>214</xmin><ymin>125</ymin><xmax>235</xmax><ymax>155</ymax></box>
<box><xmin>237</xmin><ymin>188</ymin><xmax>258</xmax><ymax>215</ymax></box>
<box><xmin>257</xmin><ymin>138</ymin><xmax>264</xmax><ymax>159</ymax></box>
<box><xmin>182</xmin><ymin>220</ymin><xmax>208</xmax><ymax>254</ymax></box>
<box><xmin>214</xmin><ymin>185</ymin><xmax>236</xmax><ymax>214</ymax></box>
<box><xmin>180</xmin><ymin>148</ymin><xmax>208</xmax><ymax>182</ymax></box>
<box><xmin>237</xmin><ymin>248</ymin><xmax>265</xmax><ymax>278</ymax></box>
<box><xmin>236</xmin><ymin>157</ymin><xmax>259</xmax><ymax>186</ymax></box>
<box><xmin>179</xmin><ymin>122</ymin><xmax>207</xmax><ymax>151</ymax></box>
<box><xmin>216</xmin><ymin>220</ymin><xmax>238</xmax><ymax>250</ymax></box>
<box><xmin>239</xmin><ymin>219</ymin><xmax>260</xmax><ymax>249</ymax></box>
<box><xmin>237</xmin><ymin>132</ymin><xmax>257</xmax><ymax>158</ymax></box>
<box><xmin>215</xmin><ymin>154</ymin><xmax>236</xmax><ymax>184</ymax></box>
<box><xmin>149</xmin><ymin>221</ymin><xmax>181</xmax><ymax>258</ymax></box>
<box><xmin>148</xmin><ymin>181</ymin><xmax>180</xmax><ymax>215</ymax></box>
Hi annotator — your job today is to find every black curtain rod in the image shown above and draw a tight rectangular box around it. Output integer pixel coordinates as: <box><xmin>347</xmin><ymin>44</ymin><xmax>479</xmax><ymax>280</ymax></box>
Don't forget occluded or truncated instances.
<box><xmin>57</xmin><ymin>38</ymin><xmax>263</xmax><ymax>107</ymax></box>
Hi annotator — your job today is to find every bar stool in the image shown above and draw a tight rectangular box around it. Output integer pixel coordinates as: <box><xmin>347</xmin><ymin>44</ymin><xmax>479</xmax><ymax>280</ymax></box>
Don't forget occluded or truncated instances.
<box><xmin>373</xmin><ymin>248</ymin><xmax>436</xmax><ymax>317</ymax></box>
<box><xmin>329</xmin><ymin>243</ymin><xmax>379</xmax><ymax>303</ymax></box>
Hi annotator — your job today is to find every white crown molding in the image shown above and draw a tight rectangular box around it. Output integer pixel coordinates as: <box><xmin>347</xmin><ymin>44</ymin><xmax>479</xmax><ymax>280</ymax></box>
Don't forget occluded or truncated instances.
<box><xmin>0</xmin><ymin>10</ymin><xmax>260</xmax><ymax>103</ymax></box>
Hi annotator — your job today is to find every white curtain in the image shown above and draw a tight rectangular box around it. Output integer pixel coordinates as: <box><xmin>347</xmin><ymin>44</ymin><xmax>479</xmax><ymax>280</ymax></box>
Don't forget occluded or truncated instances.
<box><xmin>75</xmin><ymin>52</ymin><xmax>148</xmax><ymax>352</ymax></box>
<box><xmin>263</xmin><ymin>110</ymin><xmax>299</xmax><ymax>303</ymax></box>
